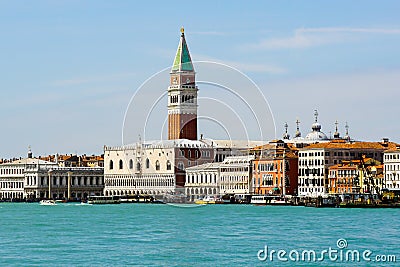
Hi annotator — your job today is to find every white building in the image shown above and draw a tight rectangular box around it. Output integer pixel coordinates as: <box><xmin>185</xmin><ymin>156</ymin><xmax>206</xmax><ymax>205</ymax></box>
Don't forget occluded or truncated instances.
<box><xmin>185</xmin><ymin>162</ymin><xmax>221</xmax><ymax>201</ymax></box>
<box><xmin>219</xmin><ymin>155</ymin><xmax>255</xmax><ymax>198</ymax></box>
<box><xmin>384</xmin><ymin>149</ymin><xmax>400</xmax><ymax>191</ymax></box>
<box><xmin>103</xmin><ymin>139</ymin><xmax>214</xmax><ymax>196</ymax></box>
<box><xmin>0</xmin><ymin>156</ymin><xmax>104</xmax><ymax>201</ymax></box>
<box><xmin>0</xmin><ymin>158</ymin><xmax>43</xmax><ymax>200</ymax></box>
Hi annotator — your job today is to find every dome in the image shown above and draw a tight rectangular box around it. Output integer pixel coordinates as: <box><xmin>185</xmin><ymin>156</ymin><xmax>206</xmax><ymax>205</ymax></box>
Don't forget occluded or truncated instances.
<box><xmin>305</xmin><ymin>110</ymin><xmax>328</xmax><ymax>141</ymax></box>
<box><xmin>311</xmin><ymin>122</ymin><xmax>321</xmax><ymax>131</ymax></box>
<box><xmin>305</xmin><ymin>131</ymin><xmax>328</xmax><ymax>141</ymax></box>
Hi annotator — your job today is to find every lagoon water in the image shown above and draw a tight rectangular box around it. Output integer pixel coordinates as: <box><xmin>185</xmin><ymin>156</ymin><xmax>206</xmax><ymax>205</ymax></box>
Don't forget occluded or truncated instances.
<box><xmin>0</xmin><ymin>203</ymin><xmax>399</xmax><ymax>266</ymax></box>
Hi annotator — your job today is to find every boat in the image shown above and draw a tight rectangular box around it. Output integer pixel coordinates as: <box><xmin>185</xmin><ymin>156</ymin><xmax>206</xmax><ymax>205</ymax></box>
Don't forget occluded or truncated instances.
<box><xmin>40</xmin><ymin>199</ymin><xmax>57</xmax><ymax>206</ymax></box>
<box><xmin>87</xmin><ymin>196</ymin><xmax>120</xmax><ymax>204</ymax></box>
<box><xmin>40</xmin><ymin>170</ymin><xmax>57</xmax><ymax>206</ymax></box>
<box><xmin>269</xmin><ymin>198</ymin><xmax>288</xmax><ymax>205</ymax></box>
<box><xmin>251</xmin><ymin>195</ymin><xmax>268</xmax><ymax>205</ymax></box>
<box><xmin>304</xmin><ymin>196</ymin><xmax>340</xmax><ymax>208</ymax></box>
<box><xmin>251</xmin><ymin>195</ymin><xmax>291</xmax><ymax>206</ymax></box>
<box><xmin>221</xmin><ymin>194</ymin><xmax>236</xmax><ymax>204</ymax></box>
<box><xmin>194</xmin><ymin>196</ymin><xmax>224</xmax><ymax>205</ymax></box>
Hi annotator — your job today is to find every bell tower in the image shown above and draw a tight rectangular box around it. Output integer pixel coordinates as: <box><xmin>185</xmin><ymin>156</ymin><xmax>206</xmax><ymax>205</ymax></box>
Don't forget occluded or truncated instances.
<box><xmin>168</xmin><ymin>27</ymin><xmax>198</xmax><ymax>140</ymax></box>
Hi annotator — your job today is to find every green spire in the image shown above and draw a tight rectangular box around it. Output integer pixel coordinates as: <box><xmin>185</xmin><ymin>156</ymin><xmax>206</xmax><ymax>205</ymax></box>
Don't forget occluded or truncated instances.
<box><xmin>171</xmin><ymin>27</ymin><xmax>194</xmax><ymax>72</ymax></box>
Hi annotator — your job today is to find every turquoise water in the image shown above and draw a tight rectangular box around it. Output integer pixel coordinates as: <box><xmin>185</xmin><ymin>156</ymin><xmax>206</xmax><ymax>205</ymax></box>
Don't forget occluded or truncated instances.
<box><xmin>0</xmin><ymin>203</ymin><xmax>399</xmax><ymax>266</ymax></box>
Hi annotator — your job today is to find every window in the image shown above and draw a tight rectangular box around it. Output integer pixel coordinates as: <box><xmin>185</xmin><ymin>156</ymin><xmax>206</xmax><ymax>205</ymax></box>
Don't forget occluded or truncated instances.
<box><xmin>119</xmin><ymin>160</ymin><xmax>123</xmax><ymax>169</ymax></box>
<box><xmin>166</xmin><ymin>161</ymin><xmax>171</xmax><ymax>170</ymax></box>
<box><xmin>129</xmin><ymin>159</ymin><xmax>133</xmax><ymax>169</ymax></box>
<box><xmin>109</xmin><ymin>160</ymin><xmax>114</xmax><ymax>170</ymax></box>
<box><xmin>136</xmin><ymin>162</ymin><xmax>141</xmax><ymax>171</ymax></box>
<box><xmin>146</xmin><ymin>159</ymin><xmax>150</xmax><ymax>169</ymax></box>
<box><xmin>156</xmin><ymin>160</ymin><xmax>160</xmax><ymax>171</ymax></box>
<box><xmin>178</xmin><ymin>162</ymin><xmax>184</xmax><ymax>170</ymax></box>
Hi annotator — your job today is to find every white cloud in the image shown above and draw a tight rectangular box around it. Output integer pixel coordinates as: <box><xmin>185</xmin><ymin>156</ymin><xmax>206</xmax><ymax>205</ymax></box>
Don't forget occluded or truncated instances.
<box><xmin>249</xmin><ymin>27</ymin><xmax>400</xmax><ymax>50</ymax></box>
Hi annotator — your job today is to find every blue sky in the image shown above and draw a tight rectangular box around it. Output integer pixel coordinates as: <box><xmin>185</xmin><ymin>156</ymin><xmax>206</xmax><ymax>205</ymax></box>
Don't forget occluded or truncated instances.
<box><xmin>1</xmin><ymin>1</ymin><xmax>400</xmax><ymax>158</ymax></box>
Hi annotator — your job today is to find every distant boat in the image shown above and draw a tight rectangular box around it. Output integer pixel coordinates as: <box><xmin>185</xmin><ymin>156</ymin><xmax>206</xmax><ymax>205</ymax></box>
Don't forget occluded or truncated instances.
<box><xmin>195</xmin><ymin>196</ymin><xmax>224</xmax><ymax>205</ymax></box>
<box><xmin>40</xmin><ymin>199</ymin><xmax>57</xmax><ymax>206</ymax></box>
<box><xmin>87</xmin><ymin>196</ymin><xmax>120</xmax><ymax>205</ymax></box>
<box><xmin>250</xmin><ymin>195</ymin><xmax>291</xmax><ymax>206</ymax></box>
<box><xmin>251</xmin><ymin>195</ymin><xmax>268</xmax><ymax>205</ymax></box>
<box><xmin>78</xmin><ymin>201</ymin><xmax>92</xmax><ymax>206</ymax></box>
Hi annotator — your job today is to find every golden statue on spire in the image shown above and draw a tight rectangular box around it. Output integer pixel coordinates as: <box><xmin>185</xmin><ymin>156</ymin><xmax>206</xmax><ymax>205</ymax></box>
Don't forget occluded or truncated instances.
<box><xmin>180</xmin><ymin>26</ymin><xmax>184</xmax><ymax>34</ymax></box>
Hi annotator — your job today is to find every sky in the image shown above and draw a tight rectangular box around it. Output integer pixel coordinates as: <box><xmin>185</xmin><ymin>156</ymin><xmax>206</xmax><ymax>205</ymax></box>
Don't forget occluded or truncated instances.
<box><xmin>1</xmin><ymin>0</ymin><xmax>400</xmax><ymax>158</ymax></box>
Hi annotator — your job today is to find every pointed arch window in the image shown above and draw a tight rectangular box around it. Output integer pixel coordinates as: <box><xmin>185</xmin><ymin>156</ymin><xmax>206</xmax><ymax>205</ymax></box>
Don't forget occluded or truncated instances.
<box><xmin>109</xmin><ymin>160</ymin><xmax>114</xmax><ymax>170</ymax></box>
<box><xmin>119</xmin><ymin>159</ymin><xmax>123</xmax><ymax>169</ymax></box>
<box><xmin>166</xmin><ymin>160</ymin><xmax>172</xmax><ymax>170</ymax></box>
<box><xmin>129</xmin><ymin>159</ymin><xmax>133</xmax><ymax>169</ymax></box>
<box><xmin>146</xmin><ymin>159</ymin><xmax>150</xmax><ymax>169</ymax></box>
<box><xmin>156</xmin><ymin>160</ymin><xmax>160</xmax><ymax>171</ymax></box>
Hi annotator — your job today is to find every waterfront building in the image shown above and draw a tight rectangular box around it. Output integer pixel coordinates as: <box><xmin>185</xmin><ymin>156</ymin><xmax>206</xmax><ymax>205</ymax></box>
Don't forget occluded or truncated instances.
<box><xmin>328</xmin><ymin>162</ymin><xmax>358</xmax><ymax>194</ymax></box>
<box><xmin>29</xmin><ymin>166</ymin><xmax>104</xmax><ymax>200</ymax></box>
<box><xmin>0</xmin><ymin>157</ymin><xmax>49</xmax><ymax>200</ymax></box>
<box><xmin>185</xmin><ymin>162</ymin><xmax>221</xmax><ymax>201</ymax></box>
<box><xmin>365</xmin><ymin>164</ymin><xmax>384</xmax><ymax>194</ymax></box>
<box><xmin>219</xmin><ymin>155</ymin><xmax>254</xmax><ymax>198</ymax></box>
<box><xmin>383</xmin><ymin>148</ymin><xmax>400</xmax><ymax>191</ymax></box>
<box><xmin>104</xmin><ymin>140</ymin><xmax>214</xmax><ymax>196</ymax></box>
<box><xmin>0</xmin><ymin>150</ymin><xmax>104</xmax><ymax>200</ymax></box>
<box><xmin>298</xmin><ymin>139</ymin><xmax>397</xmax><ymax>197</ymax></box>
<box><xmin>328</xmin><ymin>158</ymin><xmax>382</xmax><ymax>194</ymax></box>
<box><xmin>251</xmin><ymin>140</ymin><xmax>299</xmax><ymax>195</ymax></box>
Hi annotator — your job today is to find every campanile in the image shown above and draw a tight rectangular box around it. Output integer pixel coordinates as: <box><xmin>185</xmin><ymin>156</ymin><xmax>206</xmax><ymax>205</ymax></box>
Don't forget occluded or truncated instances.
<box><xmin>167</xmin><ymin>28</ymin><xmax>198</xmax><ymax>140</ymax></box>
